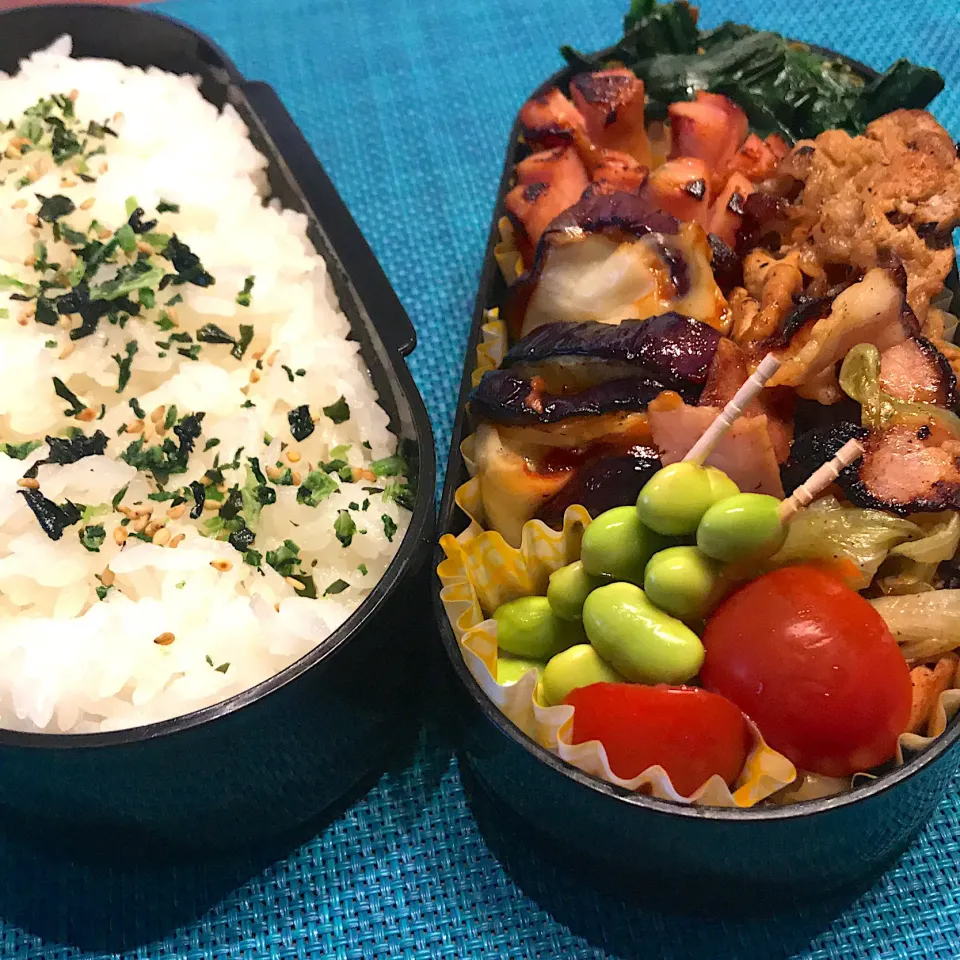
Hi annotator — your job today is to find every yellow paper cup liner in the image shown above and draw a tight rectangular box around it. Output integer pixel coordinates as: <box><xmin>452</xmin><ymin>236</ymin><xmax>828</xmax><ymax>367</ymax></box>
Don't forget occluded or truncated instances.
<box><xmin>438</xmin><ymin>511</ymin><xmax>797</xmax><ymax>807</ymax></box>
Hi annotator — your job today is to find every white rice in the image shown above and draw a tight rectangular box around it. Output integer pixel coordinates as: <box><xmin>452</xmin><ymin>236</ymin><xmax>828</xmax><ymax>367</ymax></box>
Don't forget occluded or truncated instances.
<box><xmin>0</xmin><ymin>38</ymin><xmax>411</xmax><ymax>732</ymax></box>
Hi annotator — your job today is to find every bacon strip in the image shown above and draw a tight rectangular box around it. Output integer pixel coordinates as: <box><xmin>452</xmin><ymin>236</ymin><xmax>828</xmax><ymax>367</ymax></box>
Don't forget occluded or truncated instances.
<box><xmin>648</xmin><ymin>391</ymin><xmax>785</xmax><ymax>496</ymax></box>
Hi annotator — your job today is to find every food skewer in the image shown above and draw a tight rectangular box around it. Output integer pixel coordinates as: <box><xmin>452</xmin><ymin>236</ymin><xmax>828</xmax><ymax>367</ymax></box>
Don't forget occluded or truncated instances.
<box><xmin>682</xmin><ymin>352</ymin><xmax>781</xmax><ymax>465</ymax></box>
<box><xmin>778</xmin><ymin>438</ymin><xmax>864</xmax><ymax>521</ymax></box>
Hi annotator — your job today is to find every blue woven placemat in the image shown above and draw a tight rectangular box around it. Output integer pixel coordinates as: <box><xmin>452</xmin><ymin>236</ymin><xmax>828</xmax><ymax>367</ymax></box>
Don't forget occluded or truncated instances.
<box><xmin>4</xmin><ymin>0</ymin><xmax>960</xmax><ymax>957</ymax></box>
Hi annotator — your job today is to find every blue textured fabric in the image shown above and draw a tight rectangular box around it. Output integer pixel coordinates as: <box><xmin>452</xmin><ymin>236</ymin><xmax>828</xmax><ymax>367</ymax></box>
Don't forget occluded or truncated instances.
<box><xmin>3</xmin><ymin>0</ymin><xmax>960</xmax><ymax>957</ymax></box>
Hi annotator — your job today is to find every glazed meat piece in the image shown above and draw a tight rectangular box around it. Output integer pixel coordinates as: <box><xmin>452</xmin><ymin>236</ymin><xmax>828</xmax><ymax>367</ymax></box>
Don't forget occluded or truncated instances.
<box><xmin>503</xmin><ymin>190</ymin><xmax>728</xmax><ymax>339</ymax></box>
<box><xmin>569</xmin><ymin>67</ymin><xmax>651</xmax><ymax>167</ymax></box>
<box><xmin>519</xmin><ymin>87</ymin><xmax>586</xmax><ymax>150</ymax></box>
<box><xmin>535</xmin><ymin>449</ymin><xmax>662</xmax><ymax>528</ymax></box>
<box><xmin>880</xmin><ymin>337</ymin><xmax>957</xmax><ymax>408</ymax></box>
<box><xmin>727</xmin><ymin>133</ymin><xmax>789</xmax><ymax>182</ymax></box>
<box><xmin>505</xmin><ymin>147</ymin><xmax>590</xmax><ymax>265</ymax></box>
<box><xmin>769</xmin><ymin>268</ymin><xmax>917</xmax><ymax>390</ymax></box>
<box><xmin>778</xmin><ymin>109</ymin><xmax>960</xmax><ymax>320</ymax></box>
<box><xmin>708</xmin><ymin>171</ymin><xmax>755</xmax><ymax>247</ymax></box>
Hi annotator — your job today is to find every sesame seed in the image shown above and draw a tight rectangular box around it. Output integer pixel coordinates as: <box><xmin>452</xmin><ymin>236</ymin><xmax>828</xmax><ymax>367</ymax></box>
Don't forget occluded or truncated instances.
<box><xmin>23</xmin><ymin>255</ymin><xmax>35</xmax><ymax>267</ymax></box>
<box><xmin>166</xmin><ymin>504</ymin><xmax>186</xmax><ymax>520</ymax></box>
<box><xmin>152</xmin><ymin>528</ymin><xmax>171</xmax><ymax>547</ymax></box>
<box><xmin>69</xmin><ymin>89</ymin><xmax>79</xmax><ymax>102</ymax></box>
<box><xmin>136</xmin><ymin>241</ymin><xmax>153</xmax><ymax>255</ymax></box>
<box><xmin>267</xmin><ymin>351</ymin><xmax>278</xmax><ymax>368</ymax></box>
<box><xmin>16</xmin><ymin>478</ymin><xmax>39</xmax><ymax>489</ymax></box>
<box><xmin>16</xmin><ymin>316</ymin><xmax>27</xmax><ymax>327</ymax></box>
<box><xmin>199</xmin><ymin>475</ymin><xmax>213</xmax><ymax>486</ymax></box>
<box><xmin>216</xmin><ymin>483</ymin><xmax>227</xmax><ymax>494</ymax></box>
<box><xmin>144</xmin><ymin>520</ymin><xmax>165</xmax><ymax>537</ymax></box>
<box><xmin>169</xmin><ymin>533</ymin><xmax>185</xmax><ymax>548</ymax></box>
<box><xmin>291</xmin><ymin>470</ymin><xmax>302</xmax><ymax>486</ymax></box>
<box><xmin>59</xmin><ymin>343</ymin><xmax>77</xmax><ymax>361</ymax></box>
<box><xmin>203</xmin><ymin>499</ymin><xmax>220</xmax><ymax>511</ymax></box>
<box><xmin>274</xmin><ymin>602</ymin><xmax>281</xmax><ymax>612</ymax></box>
<box><xmin>285</xmin><ymin>576</ymin><xmax>308</xmax><ymax>591</ymax></box>
<box><xmin>127</xmin><ymin>420</ymin><xmax>145</xmax><ymax>435</ymax></box>
<box><xmin>98</xmin><ymin>162</ymin><xmax>108</xmax><ymax>175</ymax></box>
<box><xmin>150</xmin><ymin>405</ymin><xmax>165</xmax><ymax>424</ymax></box>
<box><xmin>251</xmin><ymin>349</ymin><xmax>265</xmax><ymax>361</ymax></box>
<box><xmin>98</xmin><ymin>228</ymin><xmax>111</xmax><ymax>240</ymax></box>
<box><xmin>25</xmin><ymin>168</ymin><xmax>38</xmax><ymax>184</ymax></box>
<box><xmin>118</xmin><ymin>505</ymin><xmax>137</xmax><ymax>519</ymax></box>
<box><xmin>130</xmin><ymin>516</ymin><xmax>149</xmax><ymax>534</ymax></box>
<box><xmin>25</xmin><ymin>213</ymin><xmax>38</xmax><ymax>227</ymax></box>
<box><xmin>75</xmin><ymin>406</ymin><xmax>98</xmax><ymax>422</ymax></box>
<box><xmin>113</xmin><ymin>527</ymin><xmax>128</xmax><ymax>545</ymax></box>
<box><xmin>11</xmin><ymin>199</ymin><xmax>26</xmax><ymax>210</ymax></box>
<box><xmin>166</xmin><ymin>307</ymin><xmax>178</xmax><ymax>324</ymax></box>
<box><xmin>79</xmin><ymin>198</ymin><xmax>95</xmax><ymax>211</ymax></box>
<box><xmin>249</xmin><ymin>370</ymin><xmax>261</xmax><ymax>384</ymax></box>
<box><xmin>61</xmin><ymin>178</ymin><xmax>78</xmax><ymax>188</ymax></box>
<box><xmin>5</xmin><ymin>145</ymin><xmax>21</xmax><ymax>160</ymax></box>
<box><xmin>286</xmin><ymin>450</ymin><xmax>301</xmax><ymax>463</ymax></box>
<box><xmin>153</xmin><ymin>632</ymin><xmax>175</xmax><ymax>646</ymax></box>
<box><xmin>211</xmin><ymin>560</ymin><xmax>233</xmax><ymax>572</ymax></box>
<box><xmin>58</xmin><ymin>316</ymin><xmax>72</xmax><ymax>330</ymax></box>
<box><xmin>112</xmin><ymin>110</ymin><xmax>123</xmax><ymax>122</ymax></box>
<box><xmin>240</xmin><ymin>385</ymin><xmax>250</xmax><ymax>396</ymax></box>
<box><xmin>100</xmin><ymin>567</ymin><xmax>115</xmax><ymax>587</ymax></box>
<box><xmin>265</xmin><ymin>465</ymin><xmax>282</xmax><ymax>481</ymax></box>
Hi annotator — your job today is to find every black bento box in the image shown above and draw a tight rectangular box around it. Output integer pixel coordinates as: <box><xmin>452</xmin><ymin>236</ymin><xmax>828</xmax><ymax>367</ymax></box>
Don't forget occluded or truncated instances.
<box><xmin>0</xmin><ymin>5</ymin><xmax>435</xmax><ymax>856</ymax></box>
<box><xmin>433</xmin><ymin>46</ymin><xmax>960</xmax><ymax>906</ymax></box>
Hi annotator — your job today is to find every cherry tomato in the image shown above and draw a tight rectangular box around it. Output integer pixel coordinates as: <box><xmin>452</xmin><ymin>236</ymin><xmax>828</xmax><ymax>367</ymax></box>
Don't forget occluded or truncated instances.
<box><xmin>565</xmin><ymin>682</ymin><xmax>750</xmax><ymax>795</ymax></box>
<box><xmin>701</xmin><ymin>566</ymin><xmax>911</xmax><ymax>778</ymax></box>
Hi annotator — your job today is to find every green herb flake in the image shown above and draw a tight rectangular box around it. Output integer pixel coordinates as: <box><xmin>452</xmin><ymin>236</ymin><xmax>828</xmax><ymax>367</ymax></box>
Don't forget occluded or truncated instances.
<box><xmin>115</xmin><ymin>223</ymin><xmax>137</xmax><ymax>254</ymax></box>
<box><xmin>370</xmin><ymin>453</ymin><xmax>407</xmax><ymax>478</ymax></box>
<box><xmin>296</xmin><ymin>469</ymin><xmax>339</xmax><ymax>508</ymax></box>
<box><xmin>322</xmin><ymin>396</ymin><xmax>350</xmax><ymax>424</ymax></box>
<box><xmin>236</xmin><ymin>275</ymin><xmax>255</xmax><ymax>307</ymax></box>
<box><xmin>334</xmin><ymin>510</ymin><xmax>357</xmax><ymax>548</ymax></box>
<box><xmin>324</xmin><ymin>579</ymin><xmax>350</xmax><ymax>596</ymax></box>
<box><xmin>3</xmin><ymin>440</ymin><xmax>41</xmax><ymax>460</ymax></box>
<box><xmin>232</xmin><ymin>324</ymin><xmax>254</xmax><ymax>360</ymax></box>
<box><xmin>157</xmin><ymin>200</ymin><xmax>180</xmax><ymax>214</ymax></box>
<box><xmin>111</xmin><ymin>484</ymin><xmax>129</xmax><ymax>511</ymax></box>
<box><xmin>381</xmin><ymin>514</ymin><xmax>398</xmax><ymax>542</ymax></box>
<box><xmin>203</xmin><ymin>438</ymin><xmax>221</xmax><ymax>452</ymax></box>
<box><xmin>36</xmin><ymin>194</ymin><xmax>75</xmax><ymax>222</ymax></box>
<box><xmin>243</xmin><ymin>549</ymin><xmax>262</xmax><ymax>568</ymax></box>
<box><xmin>112</xmin><ymin>340</ymin><xmax>138</xmax><ymax>393</ymax></box>
<box><xmin>79</xmin><ymin>523</ymin><xmax>106</xmax><ymax>552</ymax></box>
<box><xmin>128</xmin><ymin>397</ymin><xmax>145</xmax><ymax>420</ymax></box>
<box><xmin>358</xmin><ymin>564</ymin><xmax>368</xmax><ymax>576</ymax></box>
<box><xmin>53</xmin><ymin>376</ymin><xmax>85</xmax><ymax>416</ymax></box>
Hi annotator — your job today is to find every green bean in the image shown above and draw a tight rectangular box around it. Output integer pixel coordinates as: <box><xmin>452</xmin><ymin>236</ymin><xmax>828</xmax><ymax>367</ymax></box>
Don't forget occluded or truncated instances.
<box><xmin>697</xmin><ymin>493</ymin><xmax>785</xmax><ymax>563</ymax></box>
<box><xmin>547</xmin><ymin>561</ymin><xmax>603</xmax><ymax>622</ymax></box>
<box><xmin>636</xmin><ymin>463</ymin><xmax>739</xmax><ymax>536</ymax></box>
<box><xmin>643</xmin><ymin>545</ymin><xmax>726</xmax><ymax>623</ymax></box>
<box><xmin>583</xmin><ymin>582</ymin><xmax>705</xmax><ymax>684</ymax></box>
<box><xmin>580</xmin><ymin>506</ymin><xmax>664</xmax><ymax>585</ymax></box>
<box><xmin>496</xmin><ymin>656</ymin><xmax>545</xmax><ymax>685</ymax></box>
<box><xmin>541</xmin><ymin>644</ymin><xmax>623</xmax><ymax>706</ymax></box>
<box><xmin>494</xmin><ymin>595</ymin><xmax>585</xmax><ymax>660</ymax></box>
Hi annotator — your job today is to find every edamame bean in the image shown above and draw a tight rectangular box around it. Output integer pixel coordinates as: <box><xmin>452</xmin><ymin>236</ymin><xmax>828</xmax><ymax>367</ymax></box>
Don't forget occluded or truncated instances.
<box><xmin>494</xmin><ymin>596</ymin><xmax>585</xmax><ymax>660</ymax></box>
<box><xmin>496</xmin><ymin>656</ymin><xmax>545</xmax><ymax>685</ymax></box>
<box><xmin>583</xmin><ymin>582</ymin><xmax>705</xmax><ymax>684</ymax></box>
<box><xmin>581</xmin><ymin>506</ymin><xmax>664</xmax><ymax>585</ymax></box>
<box><xmin>636</xmin><ymin>463</ymin><xmax>739</xmax><ymax>536</ymax></box>
<box><xmin>547</xmin><ymin>561</ymin><xmax>604</xmax><ymax>622</ymax></box>
<box><xmin>697</xmin><ymin>493</ymin><xmax>785</xmax><ymax>563</ymax></box>
<box><xmin>541</xmin><ymin>644</ymin><xmax>623</xmax><ymax>706</ymax></box>
<box><xmin>644</xmin><ymin>546</ymin><xmax>726</xmax><ymax>623</ymax></box>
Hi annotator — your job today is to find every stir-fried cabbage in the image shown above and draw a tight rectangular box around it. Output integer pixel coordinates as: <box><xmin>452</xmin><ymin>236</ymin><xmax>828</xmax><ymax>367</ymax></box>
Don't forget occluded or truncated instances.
<box><xmin>871</xmin><ymin>591</ymin><xmax>960</xmax><ymax>657</ymax></box>
<box><xmin>877</xmin><ymin>512</ymin><xmax>960</xmax><ymax>595</ymax></box>
<box><xmin>768</xmin><ymin>495</ymin><xmax>919</xmax><ymax>588</ymax></box>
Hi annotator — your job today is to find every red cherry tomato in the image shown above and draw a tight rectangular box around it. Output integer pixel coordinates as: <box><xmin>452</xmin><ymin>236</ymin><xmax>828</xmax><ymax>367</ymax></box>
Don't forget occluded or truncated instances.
<box><xmin>701</xmin><ymin>566</ymin><xmax>911</xmax><ymax>777</ymax></box>
<box><xmin>565</xmin><ymin>682</ymin><xmax>751</xmax><ymax>795</ymax></box>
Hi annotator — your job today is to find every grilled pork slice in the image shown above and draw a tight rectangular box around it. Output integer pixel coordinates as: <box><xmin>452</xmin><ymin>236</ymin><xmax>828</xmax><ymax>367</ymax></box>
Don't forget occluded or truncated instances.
<box><xmin>708</xmin><ymin>171</ymin><xmax>755</xmax><ymax>247</ymax></box>
<box><xmin>880</xmin><ymin>337</ymin><xmax>958</xmax><ymax>408</ymax></box>
<box><xmin>647</xmin><ymin>391</ymin><xmax>785</xmax><ymax>496</ymax></box>
<box><xmin>590</xmin><ymin>150</ymin><xmax>648</xmax><ymax>194</ymax></box>
<box><xmin>569</xmin><ymin>67</ymin><xmax>652</xmax><ymax>167</ymax></box>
